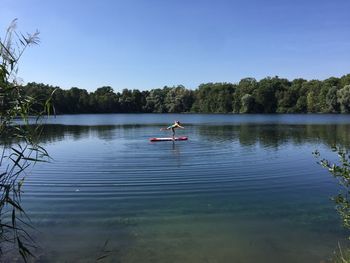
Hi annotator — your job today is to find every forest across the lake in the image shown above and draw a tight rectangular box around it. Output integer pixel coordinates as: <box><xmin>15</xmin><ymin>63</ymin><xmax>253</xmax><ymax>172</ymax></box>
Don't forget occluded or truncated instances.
<box><xmin>17</xmin><ymin>74</ymin><xmax>350</xmax><ymax>114</ymax></box>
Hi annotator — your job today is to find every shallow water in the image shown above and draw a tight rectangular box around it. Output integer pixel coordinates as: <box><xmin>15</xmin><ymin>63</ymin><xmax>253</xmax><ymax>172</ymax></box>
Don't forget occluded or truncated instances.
<box><xmin>10</xmin><ymin>114</ymin><xmax>350</xmax><ymax>262</ymax></box>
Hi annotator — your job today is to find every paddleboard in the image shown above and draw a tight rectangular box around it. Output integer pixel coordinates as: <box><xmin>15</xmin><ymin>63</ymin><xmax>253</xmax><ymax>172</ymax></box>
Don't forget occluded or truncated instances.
<box><xmin>149</xmin><ymin>136</ymin><xmax>188</xmax><ymax>142</ymax></box>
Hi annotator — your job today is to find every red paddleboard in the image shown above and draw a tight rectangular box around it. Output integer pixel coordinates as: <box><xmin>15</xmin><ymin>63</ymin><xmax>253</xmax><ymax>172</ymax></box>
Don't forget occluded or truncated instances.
<box><xmin>149</xmin><ymin>136</ymin><xmax>188</xmax><ymax>142</ymax></box>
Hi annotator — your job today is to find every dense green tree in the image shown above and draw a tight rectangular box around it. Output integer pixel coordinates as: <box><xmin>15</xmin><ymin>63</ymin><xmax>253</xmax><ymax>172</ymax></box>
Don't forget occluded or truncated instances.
<box><xmin>304</xmin><ymin>80</ymin><xmax>322</xmax><ymax>113</ymax></box>
<box><xmin>337</xmin><ymin>85</ymin><xmax>350</xmax><ymax>113</ymax></box>
<box><xmin>216</xmin><ymin>83</ymin><xmax>235</xmax><ymax>113</ymax></box>
<box><xmin>191</xmin><ymin>84</ymin><xmax>212</xmax><ymax>112</ymax></box>
<box><xmin>118</xmin><ymin>89</ymin><xmax>147</xmax><ymax>113</ymax></box>
<box><xmin>145</xmin><ymin>88</ymin><xmax>167</xmax><ymax>113</ymax></box>
<box><xmin>295</xmin><ymin>96</ymin><xmax>308</xmax><ymax>113</ymax></box>
<box><xmin>64</xmin><ymin>87</ymin><xmax>89</xmax><ymax>113</ymax></box>
<box><xmin>254</xmin><ymin>77</ymin><xmax>289</xmax><ymax>113</ymax></box>
<box><xmin>240</xmin><ymin>94</ymin><xmax>256</xmax><ymax>113</ymax></box>
<box><xmin>326</xmin><ymin>86</ymin><xmax>340</xmax><ymax>113</ymax></box>
<box><xmin>276</xmin><ymin>88</ymin><xmax>298</xmax><ymax>113</ymax></box>
<box><xmin>131</xmin><ymin>89</ymin><xmax>145</xmax><ymax>112</ymax></box>
<box><xmin>17</xmin><ymin>74</ymin><xmax>350</xmax><ymax>114</ymax></box>
<box><xmin>119</xmin><ymin>89</ymin><xmax>134</xmax><ymax>112</ymax></box>
<box><xmin>192</xmin><ymin>83</ymin><xmax>235</xmax><ymax>113</ymax></box>
<box><xmin>340</xmin><ymin>74</ymin><xmax>350</xmax><ymax>87</ymax></box>
<box><xmin>233</xmin><ymin>78</ymin><xmax>257</xmax><ymax>113</ymax></box>
<box><xmin>317</xmin><ymin>77</ymin><xmax>341</xmax><ymax>112</ymax></box>
<box><xmin>92</xmin><ymin>86</ymin><xmax>119</xmax><ymax>113</ymax></box>
<box><xmin>164</xmin><ymin>85</ymin><xmax>194</xmax><ymax>113</ymax></box>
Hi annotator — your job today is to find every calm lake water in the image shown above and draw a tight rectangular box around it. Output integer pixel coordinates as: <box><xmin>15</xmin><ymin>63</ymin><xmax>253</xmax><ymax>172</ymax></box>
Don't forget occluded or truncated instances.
<box><xmin>13</xmin><ymin>114</ymin><xmax>350</xmax><ymax>262</ymax></box>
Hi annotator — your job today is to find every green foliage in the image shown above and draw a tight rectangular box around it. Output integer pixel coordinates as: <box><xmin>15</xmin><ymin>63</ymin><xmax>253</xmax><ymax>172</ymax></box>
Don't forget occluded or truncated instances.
<box><xmin>191</xmin><ymin>82</ymin><xmax>235</xmax><ymax>113</ymax></box>
<box><xmin>338</xmin><ymin>85</ymin><xmax>350</xmax><ymax>113</ymax></box>
<box><xmin>118</xmin><ymin>89</ymin><xmax>144</xmax><ymax>113</ymax></box>
<box><xmin>304</xmin><ymin>80</ymin><xmax>322</xmax><ymax>113</ymax></box>
<box><xmin>340</xmin><ymin>75</ymin><xmax>350</xmax><ymax>87</ymax></box>
<box><xmin>254</xmin><ymin>77</ymin><xmax>289</xmax><ymax>113</ymax></box>
<box><xmin>314</xmin><ymin>148</ymin><xmax>350</xmax><ymax>232</ymax></box>
<box><xmin>164</xmin><ymin>85</ymin><xmax>194</xmax><ymax>113</ymax></box>
<box><xmin>331</xmin><ymin>243</ymin><xmax>350</xmax><ymax>263</ymax></box>
<box><xmin>145</xmin><ymin>88</ymin><xmax>167</xmax><ymax>113</ymax></box>
<box><xmin>314</xmin><ymin>148</ymin><xmax>350</xmax><ymax>262</ymax></box>
<box><xmin>326</xmin><ymin>86</ymin><xmax>340</xmax><ymax>113</ymax></box>
<box><xmin>0</xmin><ymin>19</ymin><xmax>52</xmax><ymax>261</ymax></box>
<box><xmin>18</xmin><ymin>73</ymin><xmax>350</xmax><ymax>114</ymax></box>
<box><xmin>276</xmin><ymin>88</ymin><xmax>298</xmax><ymax>113</ymax></box>
<box><xmin>240</xmin><ymin>94</ymin><xmax>256</xmax><ymax>113</ymax></box>
<box><xmin>232</xmin><ymin>78</ymin><xmax>257</xmax><ymax>113</ymax></box>
<box><xmin>92</xmin><ymin>86</ymin><xmax>119</xmax><ymax>113</ymax></box>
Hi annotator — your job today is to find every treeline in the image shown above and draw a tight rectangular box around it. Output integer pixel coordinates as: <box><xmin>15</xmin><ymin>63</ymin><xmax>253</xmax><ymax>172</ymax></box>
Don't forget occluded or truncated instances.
<box><xmin>23</xmin><ymin>74</ymin><xmax>350</xmax><ymax>114</ymax></box>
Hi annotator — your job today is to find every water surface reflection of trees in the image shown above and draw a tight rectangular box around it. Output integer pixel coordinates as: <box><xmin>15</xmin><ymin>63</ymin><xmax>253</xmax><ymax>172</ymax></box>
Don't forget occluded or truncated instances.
<box><xmin>2</xmin><ymin>124</ymin><xmax>348</xmax><ymax>150</ymax></box>
<box><xmin>196</xmin><ymin>124</ymin><xmax>350</xmax><ymax>149</ymax></box>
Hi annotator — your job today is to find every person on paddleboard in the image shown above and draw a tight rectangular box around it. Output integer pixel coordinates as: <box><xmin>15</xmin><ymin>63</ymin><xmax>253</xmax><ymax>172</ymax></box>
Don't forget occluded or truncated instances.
<box><xmin>160</xmin><ymin>121</ymin><xmax>184</xmax><ymax>139</ymax></box>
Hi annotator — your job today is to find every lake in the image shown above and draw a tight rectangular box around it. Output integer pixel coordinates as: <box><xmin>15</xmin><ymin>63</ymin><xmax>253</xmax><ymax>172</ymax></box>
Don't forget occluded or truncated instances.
<box><xmin>12</xmin><ymin>114</ymin><xmax>350</xmax><ymax>262</ymax></box>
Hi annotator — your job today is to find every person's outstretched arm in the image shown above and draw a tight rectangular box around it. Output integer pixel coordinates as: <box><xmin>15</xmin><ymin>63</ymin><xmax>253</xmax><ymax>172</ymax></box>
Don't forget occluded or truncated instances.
<box><xmin>160</xmin><ymin>125</ymin><xmax>172</xmax><ymax>131</ymax></box>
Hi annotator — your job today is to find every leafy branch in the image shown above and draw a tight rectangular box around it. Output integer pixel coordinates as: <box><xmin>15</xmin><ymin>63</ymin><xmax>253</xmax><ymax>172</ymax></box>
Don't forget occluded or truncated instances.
<box><xmin>313</xmin><ymin>147</ymin><xmax>350</xmax><ymax>232</ymax></box>
<box><xmin>0</xmin><ymin>19</ymin><xmax>53</xmax><ymax>262</ymax></box>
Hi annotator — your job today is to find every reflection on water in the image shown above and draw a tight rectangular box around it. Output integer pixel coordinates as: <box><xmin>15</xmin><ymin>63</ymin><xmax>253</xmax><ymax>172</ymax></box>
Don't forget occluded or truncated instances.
<box><xmin>14</xmin><ymin>123</ymin><xmax>350</xmax><ymax>148</ymax></box>
<box><xmin>4</xmin><ymin>116</ymin><xmax>350</xmax><ymax>262</ymax></box>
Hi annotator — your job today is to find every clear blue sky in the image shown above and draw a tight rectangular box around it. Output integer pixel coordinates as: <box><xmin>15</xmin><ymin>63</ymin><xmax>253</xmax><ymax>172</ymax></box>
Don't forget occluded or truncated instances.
<box><xmin>1</xmin><ymin>0</ymin><xmax>350</xmax><ymax>92</ymax></box>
